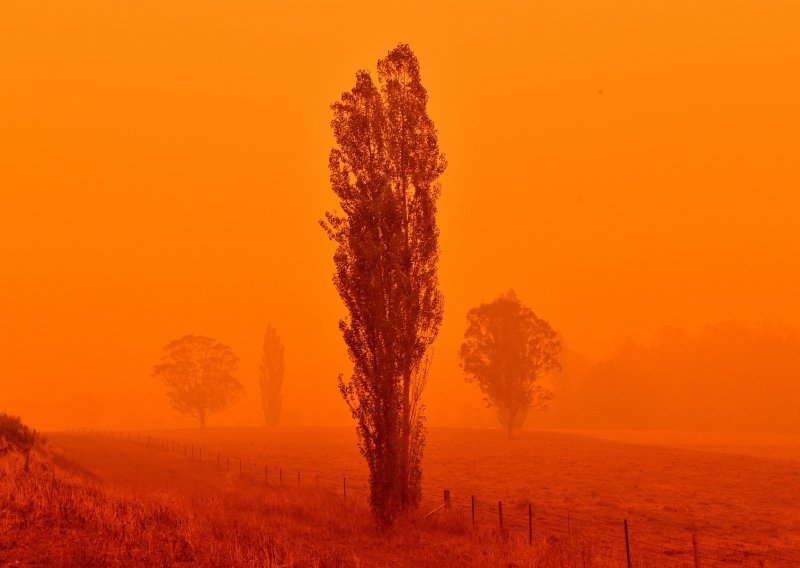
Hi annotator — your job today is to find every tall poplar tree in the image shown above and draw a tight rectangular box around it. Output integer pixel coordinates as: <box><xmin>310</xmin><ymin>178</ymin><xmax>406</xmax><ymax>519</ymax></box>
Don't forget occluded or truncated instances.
<box><xmin>321</xmin><ymin>44</ymin><xmax>446</xmax><ymax>525</ymax></box>
<box><xmin>259</xmin><ymin>325</ymin><xmax>284</xmax><ymax>427</ymax></box>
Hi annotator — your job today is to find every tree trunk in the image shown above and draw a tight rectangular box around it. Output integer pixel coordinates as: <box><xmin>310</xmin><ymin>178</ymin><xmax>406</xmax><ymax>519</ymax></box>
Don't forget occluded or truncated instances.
<box><xmin>507</xmin><ymin>408</ymin><xmax>516</xmax><ymax>440</ymax></box>
<box><xmin>400</xmin><ymin>368</ymin><xmax>412</xmax><ymax>509</ymax></box>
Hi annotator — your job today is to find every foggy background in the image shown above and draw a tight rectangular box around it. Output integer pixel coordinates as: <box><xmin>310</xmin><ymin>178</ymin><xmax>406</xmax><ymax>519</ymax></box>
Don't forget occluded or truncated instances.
<box><xmin>2</xmin><ymin>1</ymin><xmax>799</xmax><ymax>433</ymax></box>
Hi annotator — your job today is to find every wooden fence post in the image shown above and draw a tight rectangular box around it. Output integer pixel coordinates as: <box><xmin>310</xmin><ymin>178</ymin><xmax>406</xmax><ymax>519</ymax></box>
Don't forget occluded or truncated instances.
<box><xmin>444</xmin><ymin>490</ymin><xmax>451</xmax><ymax>510</ymax></box>
<box><xmin>692</xmin><ymin>533</ymin><xmax>701</xmax><ymax>568</ymax></box>
<box><xmin>624</xmin><ymin>519</ymin><xmax>632</xmax><ymax>568</ymax></box>
<box><xmin>498</xmin><ymin>501</ymin><xmax>504</xmax><ymax>532</ymax></box>
<box><xmin>471</xmin><ymin>495</ymin><xmax>476</xmax><ymax>526</ymax></box>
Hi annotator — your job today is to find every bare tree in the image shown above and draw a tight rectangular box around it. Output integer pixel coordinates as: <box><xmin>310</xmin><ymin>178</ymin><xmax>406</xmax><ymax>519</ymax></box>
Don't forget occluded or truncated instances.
<box><xmin>459</xmin><ymin>291</ymin><xmax>561</xmax><ymax>439</ymax></box>
<box><xmin>152</xmin><ymin>335</ymin><xmax>243</xmax><ymax>427</ymax></box>
<box><xmin>321</xmin><ymin>44</ymin><xmax>446</xmax><ymax>525</ymax></box>
<box><xmin>259</xmin><ymin>325</ymin><xmax>284</xmax><ymax>427</ymax></box>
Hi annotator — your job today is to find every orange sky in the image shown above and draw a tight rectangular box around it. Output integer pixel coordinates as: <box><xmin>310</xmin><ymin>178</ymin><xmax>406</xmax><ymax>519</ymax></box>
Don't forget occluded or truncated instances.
<box><xmin>2</xmin><ymin>1</ymin><xmax>799</xmax><ymax>431</ymax></box>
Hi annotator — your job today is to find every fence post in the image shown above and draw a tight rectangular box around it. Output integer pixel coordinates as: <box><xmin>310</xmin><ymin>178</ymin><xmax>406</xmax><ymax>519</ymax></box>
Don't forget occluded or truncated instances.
<box><xmin>444</xmin><ymin>490</ymin><xmax>451</xmax><ymax>510</ymax></box>
<box><xmin>471</xmin><ymin>495</ymin><xmax>475</xmax><ymax>526</ymax></box>
<box><xmin>498</xmin><ymin>501</ymin><xmax>504</xmax><ymax>532</ymax></box>
<box><xmin>624</xmin><ymin>519</ymin><xmax>632</xmax><ymax>568</ymax></box>
<box><xmin>692</xmin><ymin>533</ymin><xmax>701</xmax><ymax>568</ymax></box>
<box><xmin>528</xmin><ymin>504</ymin><xmax>533</xmax><ymax>545</ymax></box>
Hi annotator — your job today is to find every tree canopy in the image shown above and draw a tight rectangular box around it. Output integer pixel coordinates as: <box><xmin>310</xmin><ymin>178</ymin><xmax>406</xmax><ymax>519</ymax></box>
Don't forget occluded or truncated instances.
<box><xmin>459</xmin><ymin>291</ymin><xmax>561</xmax><ymax>438</ymax></box>
<box><xmin>152</xmin><ymin>335</ymin><xmax>243</xmax><ymax>427</ymax></box>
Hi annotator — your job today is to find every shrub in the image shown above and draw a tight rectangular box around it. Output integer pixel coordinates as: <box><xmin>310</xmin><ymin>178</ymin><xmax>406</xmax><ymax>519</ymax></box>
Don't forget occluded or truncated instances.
<box><xmin>0</xmin><ymin>413</ymin><xmax>37</xmax><ymax>454</ymax></box>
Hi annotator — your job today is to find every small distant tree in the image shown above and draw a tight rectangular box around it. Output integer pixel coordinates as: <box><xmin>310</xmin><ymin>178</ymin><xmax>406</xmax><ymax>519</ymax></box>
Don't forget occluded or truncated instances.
<box><xmin>321</xmin><ymin>44</ymin><xmax>446</xmax><ymax>525</ymax></box>
<box><xmin>259</xmin><ymin>325</ymin><xmax>284</xmax><ymax>427</ymax></box>
<box><xmin>152</xmin><ymin>335</ymin><xmax>243</xmax><ymax>427</ymax></box>
<box><xmin>459</xmin><ymin>291</ymin><xmax>561</xmax><ymax>439</ymax></box>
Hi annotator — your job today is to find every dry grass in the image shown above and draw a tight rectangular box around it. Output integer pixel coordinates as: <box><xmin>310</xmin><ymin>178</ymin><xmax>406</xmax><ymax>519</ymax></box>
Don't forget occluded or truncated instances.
<box><xmin>82</xmin><ymin>427</ymin><xmax>800</xmax><ymax>556</ymax></box>
<box><xmin>4</xmin><ymin>426</ymin><xmax>798</xmax><ymax>566</ymax></box>
<box><xmin>0</xmin><ymin>434</ymin><xmax>625</xmax><ymax>567</ymax></box>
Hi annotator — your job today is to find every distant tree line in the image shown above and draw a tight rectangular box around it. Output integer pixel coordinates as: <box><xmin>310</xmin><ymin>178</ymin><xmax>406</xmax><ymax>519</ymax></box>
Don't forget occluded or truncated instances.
<box><xmin>545</xmin><ymin>322</ymin><xmax>800</xmax><ymax>433</ymax></box>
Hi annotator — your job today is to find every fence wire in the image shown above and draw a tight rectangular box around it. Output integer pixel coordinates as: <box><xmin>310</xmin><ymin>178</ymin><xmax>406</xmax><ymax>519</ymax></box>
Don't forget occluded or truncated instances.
<box><xmin>76</xmin><ymin>430</ymin><xmax>800</xmax><ymax>568</ymax></box>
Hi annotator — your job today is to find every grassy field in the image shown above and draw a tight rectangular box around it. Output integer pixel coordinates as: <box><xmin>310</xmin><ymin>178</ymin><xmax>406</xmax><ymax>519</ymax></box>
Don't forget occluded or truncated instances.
<box><xmin>2</xmin><ymin>432</ymin><xmax>617</xmax><ymax>568</ymax></box>
<box><xmin>3</xmin><ymin>426</ymin><xmax>799</xmax><ymax>566</ymax></box>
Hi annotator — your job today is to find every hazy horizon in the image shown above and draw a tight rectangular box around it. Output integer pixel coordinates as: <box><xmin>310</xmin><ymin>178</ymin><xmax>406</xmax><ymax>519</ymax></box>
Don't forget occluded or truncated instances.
<box><xmin>3</xmin><ymin>1</ymin><xmax>799</xmax><ymax>435</ymax></box>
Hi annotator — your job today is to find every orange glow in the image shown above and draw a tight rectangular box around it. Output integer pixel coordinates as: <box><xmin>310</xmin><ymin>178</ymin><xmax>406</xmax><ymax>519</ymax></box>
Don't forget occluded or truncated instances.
<box><xmin>2</xmin><ymin>1</ymin><xmax>799</xmax><ymax>433</ymax></box>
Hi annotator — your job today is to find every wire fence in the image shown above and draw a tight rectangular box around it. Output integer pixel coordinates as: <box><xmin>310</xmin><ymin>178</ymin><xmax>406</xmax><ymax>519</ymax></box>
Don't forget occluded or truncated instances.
<box><xmin>72</xmin><ymin>430</ymin><xmax>800</xmax><ymax>568</ymax></box>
